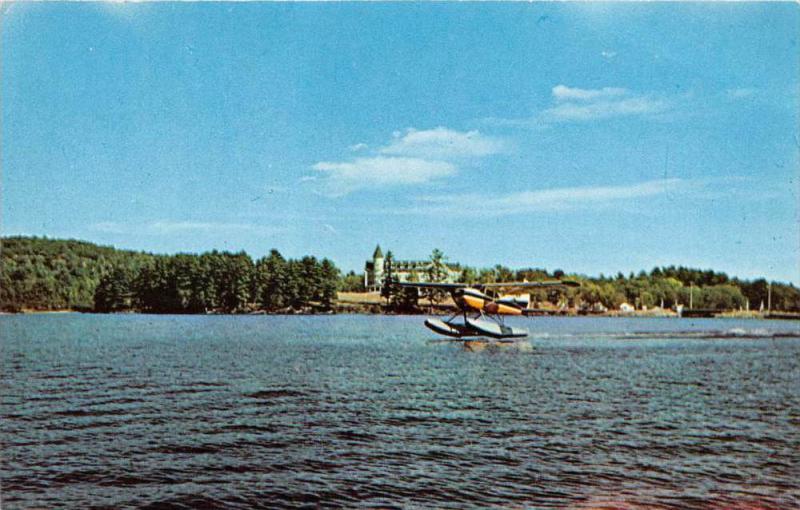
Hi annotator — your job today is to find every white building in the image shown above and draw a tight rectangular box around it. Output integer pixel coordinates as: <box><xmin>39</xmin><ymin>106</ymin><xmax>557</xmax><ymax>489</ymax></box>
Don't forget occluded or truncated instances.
<box><xmin>363</xmin><ymin>245</ymin><xmax>461</xmax><ymax>291</ymax></box>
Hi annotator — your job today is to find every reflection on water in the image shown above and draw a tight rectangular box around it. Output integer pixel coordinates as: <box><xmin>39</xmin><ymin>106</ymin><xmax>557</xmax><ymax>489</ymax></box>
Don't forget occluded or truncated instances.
<box><xmin>1</xmin><ymin>315</ymin><xmax>799</xmax><ymax>509</ymax></box>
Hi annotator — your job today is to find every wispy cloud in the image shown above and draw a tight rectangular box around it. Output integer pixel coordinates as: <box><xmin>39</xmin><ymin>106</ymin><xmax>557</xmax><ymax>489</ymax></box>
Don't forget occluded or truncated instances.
<box><xmin>90</xmin><ymin>220</ymin><xmax>285</xmax><ymax>236</ymax></box>
<box><xmin>484</xmin><ymin>85</ymin><xmax>672</xmax><ymax>127</ymax></box>
<box><xmin>348</xmin><ymin>143</ymin><xmax>368</xmax><ymax>152</ymax></box>
<box><xmin>311</xmin><ymin>157</ymin><xmax>456</xmax><ymax>196</ymax></box>
<box><xmin>403</xmin><ymin>178</ymin><xmax>687</xmax><ymax>217</ymax></box>
<box><xmin>552</xmin><ymin>85</ymin><xmax>627</xmax><ymax>102</ymax></box>
<box><xmin>725</xmin><ymin>87</ymin><xmax>757</xmax><ymax>99</ymax></box>
<box><xmin>543</xmin><ymin>85</ymin><xmax>669</xmax><ymax>122</ymax></box>
<box><xmin>543</xmin><ymin>96</ymin><xmax>669</xmax><ymax>122</ymax></box>
<box><xmin>91</xmin><ymin>221</ymin><xmax>128</xmax><ymax>234</ymax></box>
<box><xmin>380</xmin><ymin>127</ymin><xmax>505</xmax><ymax>159</ymax></box>
<box><xmin>148</xmin><ymin>221</ymin><xmax>280</xmax><ymax>235</ymax></box>
<box><xmin>308</xmin><ymin>127</ymin><xmax>505</xmax><ymax>196</ymax></box>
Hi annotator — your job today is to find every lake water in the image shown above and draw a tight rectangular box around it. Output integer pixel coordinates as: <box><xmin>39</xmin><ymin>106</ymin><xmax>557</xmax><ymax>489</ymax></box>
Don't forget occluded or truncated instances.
<box><xmin>1</xmin><ymin>314</ymin><xmax>799</xmax><ymax>509</ymax></box>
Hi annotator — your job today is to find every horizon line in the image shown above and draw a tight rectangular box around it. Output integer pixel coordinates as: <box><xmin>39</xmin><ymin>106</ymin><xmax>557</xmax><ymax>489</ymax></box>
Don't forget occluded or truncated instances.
<box><xmin>2</xmin><ymin>233</ymin><xmax>797</xmax><ymax>287</ymax></box>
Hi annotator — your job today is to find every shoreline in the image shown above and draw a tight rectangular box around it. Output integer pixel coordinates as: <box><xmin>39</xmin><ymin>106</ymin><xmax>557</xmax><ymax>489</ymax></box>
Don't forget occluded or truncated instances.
<box><xmin>4</xmin><ymin>308</ymin><xmax>799</xmax><ymax>321</ymax></box>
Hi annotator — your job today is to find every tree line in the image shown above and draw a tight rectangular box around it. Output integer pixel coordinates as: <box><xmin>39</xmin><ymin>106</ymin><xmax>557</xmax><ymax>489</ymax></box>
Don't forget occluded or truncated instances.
<box><xmin>1</xmin><ymin>237</ymin><xmax>339</xmax><ymax>313</ymax></box>
<box><xmin>2</xmin><ymin>236</ymin><xmax>799</xmax><ymax>313</ymax></box>
<box><xmin>95</xmin><ymin>249</ymin><xmax>339</xmax><ymax>313</ymax></box>
<box><xmin>1</xmin><ymin>236</ymin><xmax>149</xmax><ymax>311</ymax></box>
<box><xmin>564</xmin><ymin>267</ymin><xmax>800</xmax><ymax>311</ymax></box>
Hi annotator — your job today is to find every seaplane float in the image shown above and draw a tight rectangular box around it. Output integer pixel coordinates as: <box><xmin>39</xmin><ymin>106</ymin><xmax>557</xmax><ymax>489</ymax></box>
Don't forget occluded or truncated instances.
<box><xmin>397</xmin><ymin>280</ymin><xmax>580</xmax><ymax>344</ymax></box>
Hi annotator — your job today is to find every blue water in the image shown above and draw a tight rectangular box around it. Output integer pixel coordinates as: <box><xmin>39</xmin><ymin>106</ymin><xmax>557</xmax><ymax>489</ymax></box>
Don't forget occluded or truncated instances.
<box><xmin>2</xmin><ymin>314</ymin><xmax>799</xmax><ymax>509</ymax></box>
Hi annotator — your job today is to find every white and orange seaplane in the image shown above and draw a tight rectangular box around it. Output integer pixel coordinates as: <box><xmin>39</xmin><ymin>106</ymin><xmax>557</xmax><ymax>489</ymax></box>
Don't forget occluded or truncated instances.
<box><xmin>397</xmin><ymin>280</ymin><xmax>580</xmax><ymax>343</ymax></box>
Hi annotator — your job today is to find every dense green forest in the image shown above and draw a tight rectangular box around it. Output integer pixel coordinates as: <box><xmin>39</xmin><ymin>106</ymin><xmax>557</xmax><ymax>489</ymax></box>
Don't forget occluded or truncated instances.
<box><xmin>2</xmin><ymin>236</ymin><xmax>799</xmax><ymax>313</ymax></box>
<box><xmin>0</xmin><ymin>237</ymin><xmax>151</xmax><ymax>311</ymax></box>
<box><xmin>1</xmin><ymin>237</ymin><xmax>339</xmax><ymax>313</ymax></box>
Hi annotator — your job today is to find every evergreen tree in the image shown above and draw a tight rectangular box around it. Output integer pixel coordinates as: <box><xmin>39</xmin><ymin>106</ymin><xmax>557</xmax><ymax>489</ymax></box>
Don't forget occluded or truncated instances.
<box><xmin>254</xmin><ymin>249</ymin><xmax>288</xmax><ymax>310</ymax></box>
<box><xmin>425</xmin><ymin>249</ymin><xmax>449</xmax><ymax>309</ymax></box>
<box><xmin>427</xmin><ymin>249</ymin><xmax>449</xmax><ymax>283</ymax></box>
<box><xmin>298</xmin><ymin>256</ymin><xmax>322</xmax><ymax>304</ymax></box>
<box><xmin>459</xmin><ymin>267</ymin><xmax>478</xmax><ymax>284</ymax></box>
<box><xmin>380</xmin><ymin>251</ymin><xmax>396</xmax><ymax>304</ymax></box>
<box><xmin>94</xmin><ymin>267</ymin><xmax>134</xmax><ymax>312</ymax></box>
<box><xmin>319</xmin><ymin>258</ymin><xmax>340</xmax><ymax>309</ymax></box>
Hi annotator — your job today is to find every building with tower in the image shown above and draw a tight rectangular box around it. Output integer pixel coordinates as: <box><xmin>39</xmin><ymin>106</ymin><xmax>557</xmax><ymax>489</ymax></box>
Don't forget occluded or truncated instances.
<box><xmin>363</xmin><ymin>244</ymin><xmax>461</xmax><ymax>291</ymax></box>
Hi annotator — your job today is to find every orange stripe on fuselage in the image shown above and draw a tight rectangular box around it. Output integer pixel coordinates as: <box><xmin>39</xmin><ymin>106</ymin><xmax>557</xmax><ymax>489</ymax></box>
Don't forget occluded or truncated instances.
<box><xmin>484</xmin><ymin>302</ymin><xmax>522</xmax><ymax>315</ymax></box>
<box><xmin>462</xmin><ymin>295</ymin><xmax>486</xmax><ymax>311</ymax></box>
<box><xmin>460</xmin><ymin>295</ymin><xmax>522</xmax><ymax>315</ymax></box>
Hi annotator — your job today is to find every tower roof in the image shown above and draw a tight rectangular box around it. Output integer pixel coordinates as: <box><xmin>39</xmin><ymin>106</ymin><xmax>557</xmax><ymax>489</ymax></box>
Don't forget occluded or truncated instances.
<box><xmin>373</xmin><ymin>245</ymin><xmax>384</xmax><ymax>258</ymax></box>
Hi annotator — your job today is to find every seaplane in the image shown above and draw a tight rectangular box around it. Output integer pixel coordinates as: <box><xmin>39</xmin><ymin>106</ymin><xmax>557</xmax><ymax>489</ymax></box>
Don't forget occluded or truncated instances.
<box><xmin>397</xmin><ymin>280</ymin><xmax>580</xmax><ymax>343</ymax></box>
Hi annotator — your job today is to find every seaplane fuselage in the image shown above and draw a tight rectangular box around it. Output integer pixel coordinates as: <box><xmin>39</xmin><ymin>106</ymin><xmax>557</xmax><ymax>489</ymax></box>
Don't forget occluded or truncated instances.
<box><xmin>456</xmin><ymin>288</ymin><xmax>524</xmax><ymax>316</ymax></box>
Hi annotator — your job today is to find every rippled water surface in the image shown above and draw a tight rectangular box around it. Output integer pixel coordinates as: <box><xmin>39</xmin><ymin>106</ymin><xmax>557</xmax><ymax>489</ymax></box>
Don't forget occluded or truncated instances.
<box><xmin>2</xmin><ymin>314</ymin><xmax>799</xmax><ymax>509</ymax></box>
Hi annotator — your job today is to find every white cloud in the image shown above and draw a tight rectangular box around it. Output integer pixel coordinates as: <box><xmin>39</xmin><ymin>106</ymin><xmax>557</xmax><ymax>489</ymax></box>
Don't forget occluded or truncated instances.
<box><xmin>600</xmin><ymin>50</ymin><xmax>617</xmax><ymax>60</ymax></box>
<box><xmin>544</xmin><ymin>85</ymin><xmax>669</xmax><ymax>122</ymax></box>
<box><xmin>380</xmin><ymin>127</ymin><xmax>505</xmax><ymax>159</ymax></box>
<box><xmin>349</xmin><ymin>143</ymin><xmax>368</xmax><ymax>152</ymax></box>
<box><xmin>409</xmin><ymin>179</ymin><xmax>686</xmax><ymax>217</ymax></box>
<box><xmin>312</xmin><ymin>156</ymin><xmax>456</xmax><ymax>196</ymax></box>
<box><xmin>552</xmin><ymin>85</ymin><xmax>627</xmax><ymax>102</ymax></box>
<box><xmin>544</xmin><ymin>96</ymin><xmax>669</xmax><ymax>122</ymax></box>
<box><xmin>148</xmin><ymin>221</ymin><xmax>268</xmax><ymax>234</ymax></box>
<box><xmin>481</xmin><ymin>85</ymin><xmax>672</xmax><ymax>128</ymax></box>
<box><xmin>90</xmin><ymin>221</ymin><xmax>284</xmax><ymax>236</ymax></box>
<box><xmin>310</xmin><ymin>127</ymin><xmax>505</xmax><ymax>196</ymax></box>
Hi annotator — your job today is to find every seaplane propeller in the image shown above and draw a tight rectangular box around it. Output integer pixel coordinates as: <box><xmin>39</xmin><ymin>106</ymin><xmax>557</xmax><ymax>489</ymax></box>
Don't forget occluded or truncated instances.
<box><xmin>396</xmin><ymin>280</ymin><xmax>580</xmax><ymax>342</ymax></box>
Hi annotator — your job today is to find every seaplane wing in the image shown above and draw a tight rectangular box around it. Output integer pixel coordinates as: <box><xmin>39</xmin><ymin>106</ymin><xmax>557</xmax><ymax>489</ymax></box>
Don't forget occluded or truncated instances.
<box><xmin>479</xmin><ymin>280</ymin><xmax>580</xmax><ymax>292</ymax></box>
<box><xmin>397</xmin><ymin>280</ymin><xmax>579</xmax><ymax>291</ymax></box>
<box><xmin>396</xmin><ymin>282</ymin><xmax>468</xmax><ymax>290</ymax></box>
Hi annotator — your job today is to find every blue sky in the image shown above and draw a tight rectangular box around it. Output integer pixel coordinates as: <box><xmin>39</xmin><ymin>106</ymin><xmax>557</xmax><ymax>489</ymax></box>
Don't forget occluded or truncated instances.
<box><xmin>3</xmin><ymin>2</ymin><xmax>798</xmax><ymax>283</ymax></box>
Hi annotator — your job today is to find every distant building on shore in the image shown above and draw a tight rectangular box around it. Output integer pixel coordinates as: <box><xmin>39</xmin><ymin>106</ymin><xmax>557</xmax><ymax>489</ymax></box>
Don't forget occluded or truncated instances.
<box><xmin>364</xmin><ymin>245</ymin><xmax>461</xmax><ymax>291</ymax></box>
